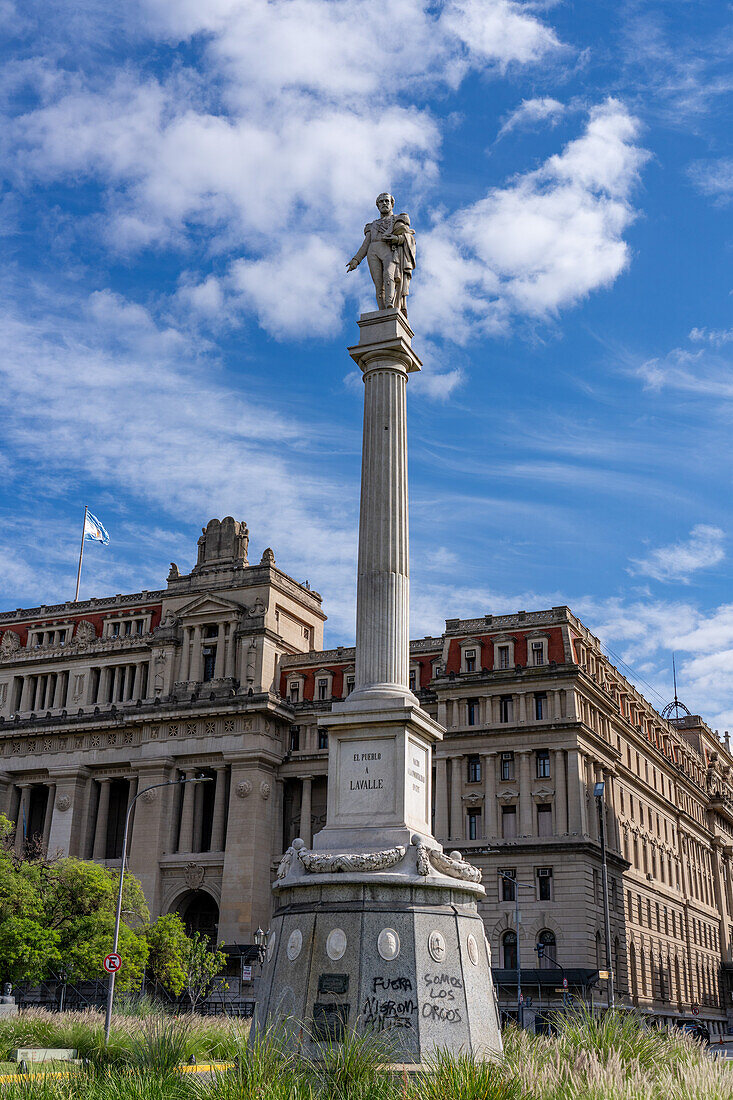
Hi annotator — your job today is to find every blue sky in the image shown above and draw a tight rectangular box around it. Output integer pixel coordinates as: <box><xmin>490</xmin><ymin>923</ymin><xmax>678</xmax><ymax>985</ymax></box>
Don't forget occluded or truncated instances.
<box><xmin>1</xmin><ymin>0</ymin><xmax>732</xmax><ymax>726</ymax></box>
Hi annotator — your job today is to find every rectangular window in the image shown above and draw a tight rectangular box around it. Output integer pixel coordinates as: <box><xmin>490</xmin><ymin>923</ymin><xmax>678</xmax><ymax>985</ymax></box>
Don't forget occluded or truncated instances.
<box><xmin>500</xmin><ymin>695</ymin><xmax>513</xmax><ymax>723</ymax></box>
<box><xmin>467</xmin><ymin>698</ymin><xmax>479</xmax><ymax>725</ymax></box>
<box><xmin>468</xmin><ymin>809</ymin><xmax>480</xmax><ymax>840</ymax></box>
<box><xmin>111</xmin><ymin>623</ymin><xmax>120</xmax><ymax>638</ymax></box>
<box><xmin>317</xmin><ymin>678</ymin><xmax>329</xmax><ymax>701</ymax></box>
<box><xmin>409</xmin><ymin>669</ymin><xmax>417</xmax><ymax>691</ymax></box>
<box><xmin>289</xmin><ymin>726</ymin><xmax>300</xmax><ymax>752</ymax></box>
<box><xmin>289</xmin><ymin>682</ymin><xmax>300</xmax><ymax>703</ymax></box>
<box><xmin>531</xmin><ymin>641</ymin><xmax>544</xmax><ymax>666</ymax></box>
<box><xmin>498</xmin><ymin>645</ymin><xmax>510</xmax><ymax>669</ymax></box>
<box><xmin>58</xmin><ymin>630</ymin><xmax>66</xmax><ymax>645</ymax></box>
<box><xmin>465</xmin><ymin>649</ymin><xmax>476</xmax><ymax>672</ymax></box>
<box><xmin>537</xmin><ymin>803</ymin><xmax>552</xmax><ymax>837</ymax></box>
<box><xmin>501</xmin><ymin>806</ymin><xmax>517</xmax><ymax>839</ymax></box>
<box><xmin>537</xmin><ymin>867</ymin><xmax>553</xmax><ymax>901</ymax></box>
<box><xmin>136</xmin><ymin>620</ymin><xmax>144</xmax><ymax>634</ymax></box>
<box><xmin>536</xmin><ymin>749</ymin><xmax>550</xmax><ymax>778</ymax></box>
<box><xmin>124</xmin><ymin>621</ymin><xmax>132</xmax><ymax>636</ymax></box>
<box><xmin>345</xmin><ymin>676</ymin><xmax>355</xmax><ymax>696</ymax></box>
<box><xmin>202</xmin><ymin>646</ymin><xmax>216</xmax><ymax>682</ymax></box>
<box><xmin>501</xmin><ymin>752</ymin><xmax>515</xmax><ymax>781</ymax></box>
<box><xmin>534</xmin><ymin>692</ymin><xmax>547</xmax><ymax>720</ymax></box>
<box><xmin>467</xmin><ymin>755</ymin><xmax>481</xmax><ymax>783</ymax></box>
<box><xmin>318</xmin><ymin>728</ymin><xmax>328</xmax><ymax>750</ymax></box>
<box><xmin>500</xmin><ymin>868</ymin><xmax>516</xmax><ymax>901</ymax></box>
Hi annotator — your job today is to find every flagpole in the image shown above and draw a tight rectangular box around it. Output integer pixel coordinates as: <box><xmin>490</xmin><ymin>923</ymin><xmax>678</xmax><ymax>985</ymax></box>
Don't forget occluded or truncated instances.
<box><xmin>74</xmin><ymin>506</ymin><xmax>87</xmax><ymax>603</ymax></box>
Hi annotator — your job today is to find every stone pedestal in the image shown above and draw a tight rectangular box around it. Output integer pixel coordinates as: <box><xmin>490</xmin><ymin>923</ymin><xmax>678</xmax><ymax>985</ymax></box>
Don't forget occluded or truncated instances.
<box><xmin>254</xmin><ymin>308</ymin><xmax>502</xmax><ymax>1063</ymax></box>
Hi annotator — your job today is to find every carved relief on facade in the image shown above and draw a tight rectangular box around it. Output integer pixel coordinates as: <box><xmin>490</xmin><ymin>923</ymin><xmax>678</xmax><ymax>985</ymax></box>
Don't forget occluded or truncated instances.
<box><xmin>236</xmin><ymin>780</ymin><xmax>252</xmax><ymax>799</ymax></box>
<box><xmin>260</xmin><ymin>781</ymin><xmax>271</xmax><ymax>800</ymax></box>
<box><xmin>0</xmin><ymin>630</ymin><xmax>20</xmax><ymax>657</ymax></box>
<box><xmin>74</xmin><ymin>620</ymin><xmax>96</xmax><ymax>645</ymax></box>
<box><xmin>184</xmin><ymin>862</ymin><xmax>205</xmax><ymax>890</ymax></box>
<box><xmin>56</xmin><ymin>795</ymin><xmax>71</xmax><ymax>812</ymax></box>
<box><xmin>298</xmin><ymin>844</ymin><xmax>406</xmax><ymax>874</ymax></box>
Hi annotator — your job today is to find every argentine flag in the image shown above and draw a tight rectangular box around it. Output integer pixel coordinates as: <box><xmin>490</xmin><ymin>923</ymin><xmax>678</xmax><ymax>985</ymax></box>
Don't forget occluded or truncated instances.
<box><xmin>84</xmin><ymin>510</ymin><xmax>110</xmax><ymax>545</ymax></box>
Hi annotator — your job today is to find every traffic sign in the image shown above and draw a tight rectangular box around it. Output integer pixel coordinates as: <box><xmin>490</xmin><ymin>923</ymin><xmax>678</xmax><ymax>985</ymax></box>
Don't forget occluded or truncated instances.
<box><xmin>103</xmin><ymin>953</ymin><xmax>121</xmax><ymax>974</ymax></box>
<box><xmin>563</xmin><ymin>978</ymin><xmax>568</xmax><ymax>989</ymax></box>
<box><xmin>691</xmin><ymin>1006</ymin><xmax>699</xmax><ymax>1016</ymax></box>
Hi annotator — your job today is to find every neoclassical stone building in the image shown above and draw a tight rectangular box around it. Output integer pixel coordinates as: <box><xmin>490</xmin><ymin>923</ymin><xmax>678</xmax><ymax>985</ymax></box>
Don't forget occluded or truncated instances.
<box><xmin>1</xmin><ymin>520</ymin><xmax>732</xmax><ymax>1032</ymax></box>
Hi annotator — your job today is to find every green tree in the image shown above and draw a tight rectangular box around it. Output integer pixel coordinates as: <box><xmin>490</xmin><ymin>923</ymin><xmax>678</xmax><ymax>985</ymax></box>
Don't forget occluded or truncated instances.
<box><xmin>183</xmin><ymin>932</ymin><xmax>228</xmax><ymax>1012</ymax></box>
<box><xmin>145</xmin><ymin>913</ymin><xmax>189</xmax><ymax>998</ymax></box>
<box><xmin>0</xmin><ymin>815</ymin><xmax>149</xmax><ymax>989</ymax></box>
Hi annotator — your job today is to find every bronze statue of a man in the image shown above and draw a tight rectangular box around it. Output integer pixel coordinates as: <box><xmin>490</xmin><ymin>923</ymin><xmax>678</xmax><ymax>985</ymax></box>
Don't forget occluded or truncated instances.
<box><xmin>347</xmin><ymin>193</ymin><xmax>416</xmax><ymax>313</ymax></box>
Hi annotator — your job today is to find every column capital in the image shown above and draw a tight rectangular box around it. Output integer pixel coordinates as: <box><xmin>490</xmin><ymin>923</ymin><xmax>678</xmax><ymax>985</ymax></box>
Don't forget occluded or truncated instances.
<box><xmin>481</xmin><ymin>750</ymin><xmax>498</xmax><ymax>759</ymax></box>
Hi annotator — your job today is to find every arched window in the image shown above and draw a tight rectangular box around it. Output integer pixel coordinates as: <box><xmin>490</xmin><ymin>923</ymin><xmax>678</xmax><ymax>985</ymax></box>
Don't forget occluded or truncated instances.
<box><xmin>502</xmin><ymin>930</ymin><xmax>517</xmax><ymax>970</ymax></box>
<box><xmin>177</xmin><ymin>890</ymin><xmax>220</xmax><ymax>942</ymax></box>
<box><xmin>538</xmin><ymin>929</ymin><xmax>556</xmax><ymax>969</ymax></box>
<box><xmin>640</xmin><ymin>949</ymin><xmax>647</xmax><ymax>996</ymax></box>
<box><xmin>595</xmin><ymin>931</ymin><xmax>602</xmax><ymax>970</ymax></box>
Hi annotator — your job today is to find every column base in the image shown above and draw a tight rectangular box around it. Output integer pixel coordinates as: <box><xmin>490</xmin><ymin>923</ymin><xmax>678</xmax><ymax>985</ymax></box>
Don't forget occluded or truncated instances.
<box><xmin>253</xmin><ymin>875</ymin><xmax>501</xmax><ymax>1065</ymax></box>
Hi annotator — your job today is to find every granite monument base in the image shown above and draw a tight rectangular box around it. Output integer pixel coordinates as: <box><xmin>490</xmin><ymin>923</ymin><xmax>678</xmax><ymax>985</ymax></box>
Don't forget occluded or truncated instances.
<box><xmin>254</xmin><ymin>874</ymin><xmax>502</xmax><ymax>1066</ymax></box>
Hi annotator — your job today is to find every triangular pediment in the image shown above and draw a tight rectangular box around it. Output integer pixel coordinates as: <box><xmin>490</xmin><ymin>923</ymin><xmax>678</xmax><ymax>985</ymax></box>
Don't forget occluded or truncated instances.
<box><xmin>175</xmin><ymin>593</ymin><xmax>244</xmax><ymax>619</ymax></box>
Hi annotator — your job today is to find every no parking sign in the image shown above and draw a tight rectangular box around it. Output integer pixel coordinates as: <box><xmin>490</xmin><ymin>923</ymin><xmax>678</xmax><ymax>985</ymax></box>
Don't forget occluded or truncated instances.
<box><xmin>103</xmin><ymin>953</ymin><xmax>122</xmax><ymax>974</ymax></box>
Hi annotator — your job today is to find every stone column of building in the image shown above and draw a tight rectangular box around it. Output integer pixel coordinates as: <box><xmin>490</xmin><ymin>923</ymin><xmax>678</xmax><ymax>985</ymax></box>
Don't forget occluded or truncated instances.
<box><xmin>585</xmin><ymin>757</ymin><xmax>599</xmax><ymax>841</ymax></box>
<box><xmin>0</xmin><ymin>773</ymin><xmax>10</xmax><ymax>817</ymax></box>
<box><xmin>214</xmin><ymin>632</ymin><xmax>225</xmax><ymax>679</ymax></box>
<box><xmin>178</xmin><ymin>770</ymin><xmax>196</xmax><ymax>852</ymax></box>
<box><xmin>128</xmin><ymin>663</ymin><xmax>139</xmax><ymax>701</ymax></box>
<box><xmin>192</xmin><ymin>781</ymin><xmax>204</xmax><ymax>852</ymax></box>
<box><xmin>553</xmin><ymin>690</ymin><xmax>563</xmax><ymax>720</ymax></box>
<box><xmin>42</xmin><ymin>783</ymin><xmax>56</xmax><ymax>851</ymax></box>
<box><xmin>47</xmin><ymin>767</ymin><xmax>91</xmax><ymax>857</ymax></box>
<box><xmin>566</xmin><ymin>748</ymin><xmax>588</xmax><ymax>835</ymax></box>
<box><xmin>603</xmin><ymin>768</ymin><xmax>620</xmax><ymax>851</ymax></box>
<box><xmin>219</xmin><ymin>758</ymin><xmax>276</xmax><ymax>943</ymax></box>
<box><xmin>127</xmin><ymin>761</ymin><xmax>176</xmax><ymax>917</ymax></box>
<box><xmin>518</xmin><ymin>692</ymin><xmax>527</xmax><ymax>724</ymax></box>
<box><xmin>180</xmin><ymin>628</ymin><xmax>191</xmax><ymax>681</ymax></box>
<box><xmin>93</xmin><ymin>778</ymin><xmax>111</xmax><ymax>860</ymax></box>
<box><xmin>19</xmin><ymin>676</ymin><xmax>33</xmax><ymax>712</ymax></box>
<box><xmin>518</xmin><ymin>749</ymin><xmax>533</xmax><ymax>836</ymax></box>
<box><xmin>552</xmin><ymin>748</ymin><xmax>567</xmax><ymax>834</ymax></box>
<box><xmin>482</xmin><ymin>751</ymin><xmax>498</xmax><ymax>839</ymax></box>
<box><xmin>225</xmin><ymin>626</ymin><xmax>236</xmax><ymax>679</ymax></box>
<box><xmin>210</xmin><ymin>765</ymin><xmax>228</xmax><ymax>852</ymax></box>
<box><xmin>300</xmin><ymin>776</ymin><xmax>313</xmax><ymax>848</ymax></box>
<box><xmin>190</xmin><ymin>626</ymin><xmax>203</xmax><ymax>684</ymax></box>
<box><xmin>434</xmin><ymin>756</ymin><xmax>449</xmax><ymax>839</ymax></box>
<box><xmin>449</xmin><ymin>755</ymin><xmax>464</xmax><ymax>841</ymax></box>
<box><xmin>711</xmin><ymin>841</ymin><xmax>731</xmax><ymax>963</ymax></box>
<box><xmin>14</xmin><ymin>784</ymin><xmax>30</xmax><ymax>854</ymax></box>
<box><xmin>52</xmin><ymin>674</ymin><xmax>64</xmax><ymax>709</ymax></box>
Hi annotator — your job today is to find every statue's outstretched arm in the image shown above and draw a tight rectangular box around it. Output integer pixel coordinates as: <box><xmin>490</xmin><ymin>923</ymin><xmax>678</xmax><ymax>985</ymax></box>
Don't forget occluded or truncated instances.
<box><xmin>347</xmin><ymin>234</ymin><xmax>369</xmax><ymax>271</ymax></box>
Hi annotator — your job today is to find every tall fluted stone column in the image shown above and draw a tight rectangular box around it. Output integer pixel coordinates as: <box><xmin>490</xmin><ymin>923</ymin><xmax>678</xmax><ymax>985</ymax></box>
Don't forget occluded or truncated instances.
<box><xmin>178</xmin><ymin>771</ymin><xmax>196</xmax><ymax>852</ymax></box>
<box><xmin>349</xmin><ymin>311</ymin><xmax>418</xmax><ymax>705</ymax></box>
<box><xmin>552</xmin><ymin>749</ymin><xmax>567</xmax><ymax>834</ymax></box>
<box><xmin>518</xmin><ymin>750</ymin><xmax>533</xmax><ymax>836</ymax></box>
<box><xmin>14</xmin><ymin>784</ymin><xmax>30</xmax><ymax>854</ymax></box>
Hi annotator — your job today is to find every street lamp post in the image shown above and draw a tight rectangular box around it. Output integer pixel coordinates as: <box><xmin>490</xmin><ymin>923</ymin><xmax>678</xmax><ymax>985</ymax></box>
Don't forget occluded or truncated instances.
<box><xmin>104</xmin><ymin>773</ymin><xmax>213</xmax><ymax>1043</ymax></box>
<box><xmin>497</xmin><ymin>869</ymin><xmax>534</xmax><ymax>1028</ymax></box>
<box><xmin>594</xmin><ymin>780</ymin><xmax>615</xmax><ymax>1011</ymax></box>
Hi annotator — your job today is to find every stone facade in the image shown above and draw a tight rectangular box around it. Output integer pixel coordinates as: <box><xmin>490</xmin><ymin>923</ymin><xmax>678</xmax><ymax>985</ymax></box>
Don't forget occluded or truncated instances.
<box><xmin>1</xmin><ymin>529</ymin><xmax>732</xmax><ymax>1034</ymax></box>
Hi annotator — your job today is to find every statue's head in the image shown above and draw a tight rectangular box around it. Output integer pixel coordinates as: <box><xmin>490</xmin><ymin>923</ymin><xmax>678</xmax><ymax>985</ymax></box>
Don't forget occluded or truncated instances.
<box><xmin>376</xmin><ymin>192</ymin><xmax>394</xmax><ymax>215</ymax></box>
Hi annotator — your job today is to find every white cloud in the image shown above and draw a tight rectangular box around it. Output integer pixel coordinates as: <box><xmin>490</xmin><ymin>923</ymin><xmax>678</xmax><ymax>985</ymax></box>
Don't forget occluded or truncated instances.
<box><xmin>637</xmin><ymin>347</ymin><xmax>733</xmax><ymax>400</ymax></box>
<box><xmin>630</xmin><ymin>525</ymin><xmax>726</xmax><ymax>583</ymax></box>
<box><xmin>577</xmin><ymin>595</ymin><xmax>733</xmax><ymax>730</ymax></box>
<box><xmin>690</xmin><ymin>326</ymin><xmax>733</xmax><ymax>347</ymax></box>
<box><xmin>688</xmin><ymin>158</ymin><xmax>733</xmax><ymax>205</ymax></box>
<box><xmin>413</xmin><ymin>99</ymin><xmax>648</xmax><ymax>339</ymax></box>
<box><xmin>497</xmin><ymin>96</ymin><xmax>566</xmax><ymax>138</ymax></box>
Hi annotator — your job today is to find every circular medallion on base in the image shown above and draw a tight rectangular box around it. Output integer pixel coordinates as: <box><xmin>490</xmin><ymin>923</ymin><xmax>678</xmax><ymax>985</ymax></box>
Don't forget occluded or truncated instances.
<box><xmin>467</xmin><ymin>934</ymin><xmax>479</xmax><ymax>966</ymax></box>
<box><xmin>326</xmin><ymin>928</ymin><xmax>347</xmax><ymax>961</ymax></box>
<box><xmin>286</xmin><ymin>929</ymin><xmax>303</xmax><ymax>961</ymax></box>
<box><xmin>377</xmin><ymin>928</ymin><xmax>400</xmax><ymax>960</ymax></box>
<box><xmin>428</xmin><ymin>930</ymin><xmax>446</xmax><ymax>962</ymax></box>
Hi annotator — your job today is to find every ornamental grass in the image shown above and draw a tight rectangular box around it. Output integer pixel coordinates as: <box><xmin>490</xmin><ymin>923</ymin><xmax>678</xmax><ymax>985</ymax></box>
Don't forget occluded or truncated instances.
<box><xmin>0</xmin><ymin>1007</ymin><xmax>731</xmax><ymax>1099</ymax></box>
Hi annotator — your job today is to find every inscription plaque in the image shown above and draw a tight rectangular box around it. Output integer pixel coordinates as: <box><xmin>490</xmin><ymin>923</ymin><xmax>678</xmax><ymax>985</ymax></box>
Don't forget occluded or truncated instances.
<box><xmin>338</xmin><ymin>737</ymin><xmax>394</xmax><ymax>815</ymax></box>
<box><xmin>318</xmin><ymin>972</ymin><xmax>350</xmax><ymax>994</ymax></box>
<box><xmin>313</xmin><ymin>1002</ymin><xmax>350</xmax><ymax>1040</ymax></box>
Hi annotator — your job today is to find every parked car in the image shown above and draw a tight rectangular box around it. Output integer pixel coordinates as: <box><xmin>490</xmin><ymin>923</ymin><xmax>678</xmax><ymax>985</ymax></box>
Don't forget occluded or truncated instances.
<box><xmin>675</xmin><ymin>1019</ymin><xmax>710</xmax><ymax>1044</ymax></box>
